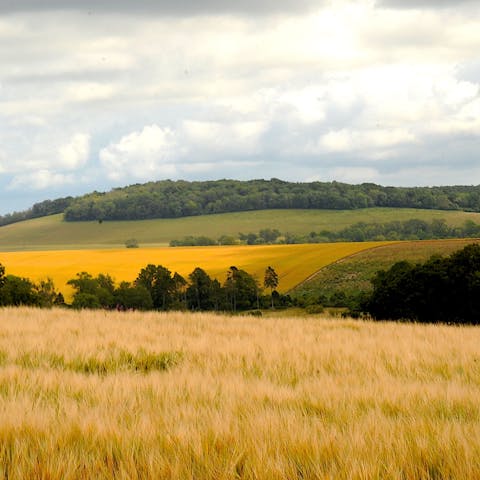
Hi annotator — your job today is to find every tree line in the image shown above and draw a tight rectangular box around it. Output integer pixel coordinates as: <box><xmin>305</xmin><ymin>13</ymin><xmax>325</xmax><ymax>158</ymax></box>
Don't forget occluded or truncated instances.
<box><xmin>0</xmin><ymin>197</ymin><xmax>73</xmax><ymax>227</ymax></box>
<box><xmin>0</xmin><ymin>263</ymin><xmax>284</xmax><ymax>313</ymax></box>
<box><xmin>0</xmin><ymin>264</ymin><xmax>65</xmax><ymax>307</ymax></box>
<box><xmin>169</xmin><ymin>218</ymin><xmax>480</xmax><ymax>246</ymax></box>
<box><xmin>5</xmin><ymin>179</ymin><xmax>480</xmax><ymax>227</ymax></box>
<box><xmin>3</xmin><ymin>243</ymin><xmax>479</xmax><ymax>323</ymax></box>
<box><xmin>61</xmin><ymin>180</ymin><xmax>480</xmax><ymax>222</ymax></box>
<box><xmin>363</xmin><ymin>244</ymin><xmax>480</xmax><ymax>324</ymax></box>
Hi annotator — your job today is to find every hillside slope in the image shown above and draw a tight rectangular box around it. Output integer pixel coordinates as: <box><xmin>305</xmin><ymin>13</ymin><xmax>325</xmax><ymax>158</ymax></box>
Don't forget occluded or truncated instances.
<box><xmin>291</xmin><ymin>238</ymin><xmax>480</xmax><ymax>306</ymax></box>
<box><xmin>2</xmin><ymin>208</ymin><xmax>480</xmax><ymax>251</ymax></box>
<box><xmin>4</xmin><ymin>179</ymin><xmax>480</xmax><ymax>227</ymax></box>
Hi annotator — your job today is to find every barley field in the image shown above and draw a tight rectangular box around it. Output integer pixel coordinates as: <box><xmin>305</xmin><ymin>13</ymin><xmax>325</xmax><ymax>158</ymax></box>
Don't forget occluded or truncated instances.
<box><xmin>0</xmin><ymin>242</ymin><xmax>389</xmax><ymax>300</ymax></box>
<box><xmin>0</xmin><ymin>308</ymin><xmax>479</xmax><ymax>479</ymax></box>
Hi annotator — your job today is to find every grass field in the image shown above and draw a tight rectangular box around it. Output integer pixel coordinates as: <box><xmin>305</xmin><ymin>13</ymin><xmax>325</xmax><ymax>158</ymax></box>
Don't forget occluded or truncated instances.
<box><xmin>292</xmin><ymin>238</ymin><xmax>480</xmax><ymax>301</ymax></box>
<box><xmin>0</xmin><ymin>242</ymin><xmax>389</xmax><ymax>300</ymax></box>
<box><xmin>1</xmin><ymin>208</ymin><xmax>480</xmax><ymax>251</ymax></box>
<box><xmin>0</xmin><ymin>307</ymin><xmax>479</xmax><ymax>479</ymax></box>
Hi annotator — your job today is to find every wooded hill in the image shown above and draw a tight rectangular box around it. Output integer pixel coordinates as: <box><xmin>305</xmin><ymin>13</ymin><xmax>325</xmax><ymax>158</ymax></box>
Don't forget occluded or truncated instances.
<box><xmin>3</xmin><ymin>179</ymin><xmax>480</xmax><ymax>226</ymax></box>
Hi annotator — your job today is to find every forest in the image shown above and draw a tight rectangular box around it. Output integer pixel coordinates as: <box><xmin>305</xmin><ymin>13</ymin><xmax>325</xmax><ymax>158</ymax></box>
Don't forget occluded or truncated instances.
<box><xmin>365</xmin><ymin>244</ymin><xmax>480</xmax><ymax>324</ymax></box>
<box><xmin>4</xmin><ymin>179</ymin><xmax>480</xmax><ymax>226</ymax></box>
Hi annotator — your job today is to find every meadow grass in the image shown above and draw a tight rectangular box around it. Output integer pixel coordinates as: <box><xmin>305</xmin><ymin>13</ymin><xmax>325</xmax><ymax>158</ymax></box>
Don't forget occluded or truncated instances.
<box><xmin>0</xmin><ymin>307</ymin><xmax>479</xmax><ymax>479</ymax></box>
<box><xmin>1</xmin><ymin>208</ymin><xmax>480</xmax><ymax>250</ymax></box>
<box><xmin>0</xmin><ymin>242</ymin><xmax>389</xmax><ymax>300</ymax></box>
<box><xmin>293</xmin><ymin>238</ymin><xmax>480</xmax><ymax>300</ymax></box>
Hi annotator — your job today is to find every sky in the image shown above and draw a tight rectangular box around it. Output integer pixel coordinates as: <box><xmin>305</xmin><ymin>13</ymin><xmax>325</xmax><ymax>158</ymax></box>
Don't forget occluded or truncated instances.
<box><xmin>1</xmin><ymin>0</ymin><xmax>480</xmax><ymax>214</ymax></box>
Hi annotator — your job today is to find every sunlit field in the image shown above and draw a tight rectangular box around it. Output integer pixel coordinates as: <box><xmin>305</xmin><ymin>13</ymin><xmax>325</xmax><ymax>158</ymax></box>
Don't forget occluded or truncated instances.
<box><xmin>0</xmin><ymin>242</ymin><xmax>389</xmax><ymax>299</ymax></box>
<box><xmin>0</xmin><ymin>308</ymin><xmax>479</xmax><ymax>479</ymax></box>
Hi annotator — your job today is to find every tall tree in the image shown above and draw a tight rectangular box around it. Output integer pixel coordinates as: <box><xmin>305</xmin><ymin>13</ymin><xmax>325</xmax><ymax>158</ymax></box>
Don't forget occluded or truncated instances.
<box><xmin>114</xmin><ymin>282</ymin><xmax>153</xmax><ymax>311</ymax></box>
<box><xmin>67</xmin><ymin>272</ymin><xmax>115</xmax><ymax>309</ymax></box>
<box><xmin>172</xmin><ymin>272</ymin><xmax>187</xmax><ymax>310</ymax></box>
<box><xmin>135</xmin><ymin>264</ymin><xmax>175</xmax><ymax>310</ymax></box>
<box><xmin>225</xmin><ymin>266</ymin><xmax>239</xmax><ymax>312</ymax></box>
<box><xmin>187</xmin><ymin>268</ymin><xmax>216</xmax><ymax>311</ymax></box>
<box><xmin>264</xmin><ymin>266</ymin><xmax>279</xmax><ymax>308</ymax></box>
<box><xmin>224</xmin><ymin>266</ymin><xmax>259</xmax><ymax>312</ymax></box>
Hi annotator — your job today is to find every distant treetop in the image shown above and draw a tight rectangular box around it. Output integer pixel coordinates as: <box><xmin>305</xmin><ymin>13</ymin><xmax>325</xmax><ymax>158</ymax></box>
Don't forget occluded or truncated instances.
<box><xmin>3</xmin><ymin>179</ymin><xmax>480</xmax><ymax>226</ymax></box>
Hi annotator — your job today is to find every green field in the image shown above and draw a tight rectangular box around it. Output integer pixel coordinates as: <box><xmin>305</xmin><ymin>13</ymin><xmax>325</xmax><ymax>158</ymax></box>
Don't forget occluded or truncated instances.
<box><xmin>2</xmin><ymin>208</ymin><xmax>480</xmax><ymax>251</ymax></box>
<box><xmin>291</xmin><ymin>238</ymin><xmax>480</xmax><ymax>303</ymax></box>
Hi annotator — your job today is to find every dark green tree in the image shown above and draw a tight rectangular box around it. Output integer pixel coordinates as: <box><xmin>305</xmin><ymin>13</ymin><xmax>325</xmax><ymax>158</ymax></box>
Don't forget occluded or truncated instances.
<box><xmin>365</xmin><ymin>244</ymin><xmax>480</xmax><ymax>324</ymax></box>
<box><xmin>264</xmin><ymin>266</ymin><xmax>279</xmax><ymax>308</ymax></box>
<box><xmin>224</xmin><ymin>266</ymin><xmax>259</xmax><ymax>312</ymax></box>
<box><xmin>135</xmin><ymin>264</ymin><xmax>175</xmax><ymax>310</ymax></box>
<box><xmin>36</xmin><ymin>278</ymin><xmax>59</xmax><ymax>308</ymax></box>
<box><xmin>186</xmin><ymin>268</ymin><xmax>217</xmax><ymax>311</ymax></box>
<box><xmin>0</xmin><ymin>275</ymin><xmax>39</xmax><ymax>306</ymax></box>
<box><xmin>259</xmin><ymin>229</ymin><xmax>281</xmax><ymax>243</ymax></box>
<box><xmin>114</xmin><ymin>282</ymin><xmax>153</xmax><ymax>310</ymax></box>
<box><xmin>67</xmin><ymin>272</ymin><xmax>116</xmax><ymax>309</ymax></box>
<box><xmin>71</xmin><ymin>292</ymin><xmax>102</xmax><ymax>309</ymax></box>
<box><xmin>172</xmin><ymin>272</ymin><xmax>187</xmax><ymax>310</ymax></box>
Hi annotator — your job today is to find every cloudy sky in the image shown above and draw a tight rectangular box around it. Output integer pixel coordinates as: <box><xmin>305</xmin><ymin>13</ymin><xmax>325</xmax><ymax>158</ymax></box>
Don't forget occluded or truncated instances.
<box><xmin>1</xmin><ymin>0</ymin><xmax>480</xmax><ymax>214</ymax></box>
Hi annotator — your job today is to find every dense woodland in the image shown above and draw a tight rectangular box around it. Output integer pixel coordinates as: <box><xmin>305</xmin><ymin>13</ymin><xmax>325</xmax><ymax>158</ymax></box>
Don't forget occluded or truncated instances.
<box><xmin>4</xmin><ymin>179</ymin><xmax>480</xmax><ymax>226</ymax></box>
<box><xmin>364</xmin><ymin>244</ymin><xmax>480</xmax><ymax>324</ymax></box>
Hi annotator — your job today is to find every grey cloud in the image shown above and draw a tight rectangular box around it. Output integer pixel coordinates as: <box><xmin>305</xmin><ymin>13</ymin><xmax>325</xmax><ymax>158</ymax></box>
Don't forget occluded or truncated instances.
<box><xmin>0</xmin><ymin>0</ymin><xmax>320</xmax><ymax>16</ymax></box>
<box><xmin>2</xmin><ymin>69</ymin><xmax>127</xmax><ymax>86</ymax></box>
<box><xmin>458</xmin><ymin>60</ymin><xmax>480</xmax><ymax>84</ymax></box>
<box><xmin>378</xmin><ymin>0</ymin><xmax>477</xmax><ymax>8</ymax></box>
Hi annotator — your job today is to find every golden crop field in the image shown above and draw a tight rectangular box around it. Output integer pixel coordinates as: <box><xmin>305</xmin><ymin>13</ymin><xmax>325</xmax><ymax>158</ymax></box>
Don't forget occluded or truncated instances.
<box><xmin>0</xmin><ymin>307</ymin><xmax>479</xmax><ymax>479</ymax></box>
<box><xmin>0</xmin><ymin>242</ymin><xmax>390</xmax><ymax>299</ymax></box>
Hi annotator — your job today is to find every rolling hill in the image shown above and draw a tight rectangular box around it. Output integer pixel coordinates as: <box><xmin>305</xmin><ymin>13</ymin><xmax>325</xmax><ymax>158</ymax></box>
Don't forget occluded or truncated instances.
<box><xmin>2</xmin><ymin>208</ymin><xmax>480</xmax><ymax>251</ymax></box>
<box><xmin>4</xmin><ymin>179</ymin><xmax>480</xmax><ymax>228</ymax></box>
<box><xmin>291</xmin><ymin>238</ymin><xmax>480</xmax><ymax>306</ymax></box>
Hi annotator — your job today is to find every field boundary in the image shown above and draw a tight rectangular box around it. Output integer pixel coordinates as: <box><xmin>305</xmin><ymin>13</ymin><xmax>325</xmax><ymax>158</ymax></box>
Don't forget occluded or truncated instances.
<box><xmin>286</xmin><ymin>242</ymin><xmax>400</xmax><ymax>293</ymax></box>
<box><xmin>288</xmin><ymin>237</ymin><xmax>480</xmax><ymax>293</ymax></box>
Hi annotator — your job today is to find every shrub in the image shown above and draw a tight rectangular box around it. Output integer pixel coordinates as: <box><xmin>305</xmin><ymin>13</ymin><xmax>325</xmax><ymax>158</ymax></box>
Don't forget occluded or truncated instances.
<box><xmin>125</xmin><ymin>238</ymin><xmax>139</xmax><ymax>248</ymax></box>
<box><xmin>305</xmin><ymin>304</ymin><xmax>324</xmax><ymax>315</ymax></box>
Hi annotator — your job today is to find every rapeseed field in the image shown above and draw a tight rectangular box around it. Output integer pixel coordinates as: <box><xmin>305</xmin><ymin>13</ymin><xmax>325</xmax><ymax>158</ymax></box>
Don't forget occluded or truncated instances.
<box><xmin>0</xmin><ymin>242</ymin><xmax>389</xmax><ymax>299</ymax></box>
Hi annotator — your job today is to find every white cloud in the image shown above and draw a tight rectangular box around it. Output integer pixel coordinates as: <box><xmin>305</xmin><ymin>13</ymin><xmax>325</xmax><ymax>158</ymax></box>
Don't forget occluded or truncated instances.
<box><xmin>99</xmin><ymin>124</ymin><xmax>180</xmax><ymax>181</ymax></box>
<box><xmin>8</xmin><ymin>170</ymin><xmax>74</xmax><ymax>190</ymax></box>
<box><xmin>183</xmin><ymin>120</ymin><xmax>267</xmax><ymax>155</ymax></box>
<box><xmin>178</xmin><ymin>162</ymin><xmax>216</xmax><ymax>173</ymax></box>
<box><xmin>57</xmin><ymin>133</ymin><xmax>90</xmax><ymax>170</ymax></box>
<box><xmin>329</xmin><ymin>167</ymin><xmax>380</xmax><ymax>184</ymax></box>
<box><xmin>0</xmin><ymin>132</ymin><xmax>91</xmax><ymax>175</ymax></box>
<box><xmin>2</xmin><ymin>0</ymin><xmax>480</xmax><ymax>214</ymax></box>
<box><xmin>320</xmin><ymin>128</ymin><xmax>416</xmax><ymax>154</ymax></box>
<box><xmin>378</xmin><ymin>0</ymin><xmax>477</xmax><ymax>10</ymax></box>
<box><xmin>65</xmin><ymin>82</ymin><xmax>119</xmax><ymax>103</ymax></box>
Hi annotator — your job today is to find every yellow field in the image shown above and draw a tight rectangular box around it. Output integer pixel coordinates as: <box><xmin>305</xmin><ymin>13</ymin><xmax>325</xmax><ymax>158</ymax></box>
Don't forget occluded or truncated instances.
<box><xmin>0</xmin><ymin>242</ymin><xmax>390</xmax><ymax>299</ymax></box>
<box><xmin>0</xmin><ymin>307</ymin><xmax>479</xmax><ymax>479</ymax></box>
